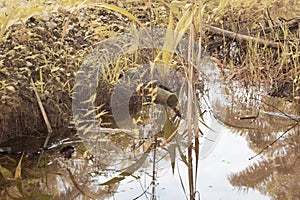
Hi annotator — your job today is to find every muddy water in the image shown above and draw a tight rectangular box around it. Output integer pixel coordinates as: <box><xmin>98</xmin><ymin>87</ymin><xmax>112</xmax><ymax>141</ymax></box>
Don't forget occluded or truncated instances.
<box><xmin>1</xmin><ymin>65</ymin><xmax>300</xmax><ymax>199</ymax></box>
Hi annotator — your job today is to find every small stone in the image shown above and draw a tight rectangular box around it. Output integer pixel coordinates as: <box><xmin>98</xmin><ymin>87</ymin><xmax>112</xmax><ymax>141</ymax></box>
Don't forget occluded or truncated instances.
<box><xmin>46</xmin><ymin>21</ymin><xmax>57</xmax><ymax>29</ymax></box>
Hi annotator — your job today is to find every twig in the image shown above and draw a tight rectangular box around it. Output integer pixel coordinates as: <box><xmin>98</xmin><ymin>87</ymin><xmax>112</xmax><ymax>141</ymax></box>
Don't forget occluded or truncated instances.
<box><xmin>253</xmin><ymin>97</ymin><xmax>299</xmax><ymax>123</ymax></box>
<box><xmin>151</xmin><ymin>135</ymin><xmax>158</xmax><ymax>200</ymax></box>
<box><xmin>92</xmin><ymin>127</ymin><xmax>134</xmax><ymax>134</ymax></box>
<box><xmin>30</xmin><ymin>77</ymin><xmax>53</xmax><ymax>166</ymax></box>
<box><xmin>133</xmin><ymin>184</ymin><xmax>151</xmax><ymax>200</ymax></box>
<box><xmin>206</xmin><ymin>25</ymin><xmax>281</xmax><ymax>48</ymax></box>
<box><xmin>248</xmin><ymin>122</ymin><xmax>297</xmax><ymax>160</ymax></box>
<box><xmin>177</xmin><ymin>162</ymin><xmax>189</xmax><ymax>200</ymax></box>
<box><xmin>66</xmin><ymin>167</ymin><xmax>96</xmax><ymax>200</ymax></box>
<box><xmin>248</xmin><ymin>97</ymin><xmax>299</xmax><ymax>160</ymax></box>
<box><xmin>30</xmin><ymin>77</ymin><xmax>53</xmax><ymax>148</ymax></box>
<box><xmin>250</xmin><ymin>17</ymin><xmax>300</xmax><ymax>36</ymax></box>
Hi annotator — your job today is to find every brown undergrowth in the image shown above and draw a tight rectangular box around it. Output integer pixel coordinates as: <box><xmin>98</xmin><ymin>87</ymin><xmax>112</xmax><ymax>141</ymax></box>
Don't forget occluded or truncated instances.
<box><xmin>0</xmin><ymin>1</ymin><xmax>138</xmax><ymax>141</ymax></box>
<box><xmin>1</xmin><ymin>0</ymin><xmax>299</xmax><ymax>141</ymax></box>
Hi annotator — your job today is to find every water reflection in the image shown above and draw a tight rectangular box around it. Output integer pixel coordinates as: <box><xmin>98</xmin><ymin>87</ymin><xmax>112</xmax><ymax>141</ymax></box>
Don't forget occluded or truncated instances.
<box><xmin>0</xmin><ymin>140</ymin><xmax>118</xmax><ymax>199</ymax></box>
<box><xmin>1</xmin><ymin>65</ymin><xmax>300</xmax><ymax>199</ymax></box>
<box><xmin>212</xmin><ymin>82</ymin><xmax>300</xmax><ymax>200</ymax></box>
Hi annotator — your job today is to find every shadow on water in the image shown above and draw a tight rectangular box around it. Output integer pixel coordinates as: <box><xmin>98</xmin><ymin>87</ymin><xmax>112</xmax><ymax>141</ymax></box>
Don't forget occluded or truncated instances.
<box><xmin>0</xmin><ymin>63</ymin><xmax>299</xmax><ymax>200</ymax></box>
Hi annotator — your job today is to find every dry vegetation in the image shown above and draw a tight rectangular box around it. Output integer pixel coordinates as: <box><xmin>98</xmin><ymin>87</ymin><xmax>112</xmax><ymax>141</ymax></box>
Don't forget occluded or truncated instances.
<box><xmin>0</xmin><ymin>0</ymin><xmax>299</xmax><ymax>199</ymax></box>
<box><xmin>0</xmin><ymin>0</ymin><xmax>299</xmax><ymax>139</ymax></box>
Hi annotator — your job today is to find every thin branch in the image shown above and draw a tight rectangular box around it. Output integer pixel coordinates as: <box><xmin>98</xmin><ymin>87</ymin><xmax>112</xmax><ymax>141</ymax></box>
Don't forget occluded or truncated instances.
<box><xmin>31</xmin><ymin>76</ymin><xmax>54</xmax><ymax>167</ymax></box>
<box><xmin>251</xmin><ymin>17</ymin><xmax>300</xmax><ymax>36</ymax></box>
<box><xmin>206</xmin><ymin>25</ymin><xmax>281</xmax><ymax>48</ymax></box>
<box><xmin>66</xmin><ymin>167</ymin><xmax>96</xmax><ymax>200</ymax></box>
<box><xmin>248</xmin><ymin>122</ymin><xmax>298</xmax><ymax>160</ymax></box>
<box><xmin>253</xmin><ymin>97</ymin><xmax>299</xmax><ymax>123</ymax></box>
<box><xmin>133</xmin><ymin>184</ymin><xmax>151</xmax><ymax>200</ymax></box>
<box><xmin>151</xmin><ymin>136</ymin><xmax>158</xmax><ymax>200</ymax></box>
<box><xmin>30</xmin><ymin>77</ymin><xmax>53</xmax><ymax>148</ymax></box>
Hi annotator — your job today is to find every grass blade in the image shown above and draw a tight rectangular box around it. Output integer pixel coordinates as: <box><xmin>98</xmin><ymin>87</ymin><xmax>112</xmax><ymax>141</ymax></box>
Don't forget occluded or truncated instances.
<box><xmin>96</xmin><ymin>3</ymin><xmax>143</xmax><ymax>27</ymax></box>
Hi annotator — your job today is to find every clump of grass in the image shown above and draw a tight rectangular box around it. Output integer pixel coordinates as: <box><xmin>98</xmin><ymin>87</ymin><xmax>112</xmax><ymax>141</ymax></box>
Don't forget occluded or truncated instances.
<box><xmin>194</xmin><ymin>0</ymin><xmax>300</xmax><ymax>98</ymax></box>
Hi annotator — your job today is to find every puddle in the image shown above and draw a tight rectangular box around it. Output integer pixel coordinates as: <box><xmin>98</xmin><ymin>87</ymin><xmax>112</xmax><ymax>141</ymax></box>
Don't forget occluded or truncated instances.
<box><xmin>1</xmin><ymin>61</ymin><xmax>300</xmax><ymax>199</ymax></box>
<box><xmin>109</xmin><ymin>116</ymin><xmax>271</xmax><ymax>200</ymax></box>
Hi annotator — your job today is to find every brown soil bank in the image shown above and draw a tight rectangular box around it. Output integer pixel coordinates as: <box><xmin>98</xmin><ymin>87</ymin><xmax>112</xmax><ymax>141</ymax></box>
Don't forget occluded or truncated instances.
<box><xmin>0</xmin><ymin>8</ymin><xmax>82</xmax><ymax>142</ymax></box>
<box><xmin>0</xmin><ymin>3</ymin><xmax>135</xmax><ymax>142</ymax></box>
<box><xmin>1</xmin><ymin>0</ymin><xmax>300</xmax><ymax>143</ymax></box>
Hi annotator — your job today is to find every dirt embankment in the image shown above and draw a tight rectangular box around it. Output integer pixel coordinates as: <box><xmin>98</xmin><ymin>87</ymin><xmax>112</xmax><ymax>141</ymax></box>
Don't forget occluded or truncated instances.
<box><xmin>0</xmin><ymin>4</ymin><xmax>137</xmax><ymax>142</ymax></box>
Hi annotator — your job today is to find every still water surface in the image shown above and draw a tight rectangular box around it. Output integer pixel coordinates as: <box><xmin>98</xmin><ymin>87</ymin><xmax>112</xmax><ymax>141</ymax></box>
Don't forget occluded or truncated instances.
<box><xmin>1</xmin><ymin>63</ymin><xmax>299</xmax><ymax>199</ymax></box>
<box><xmin>111</xmin><ymin>115</ymin><xmax>271</xmax><ymax>200</ymax></box>
<box><xmin>0</xmin><ymin>89</ymin><xmax>299</xmax><ymax>199</ymax></box>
